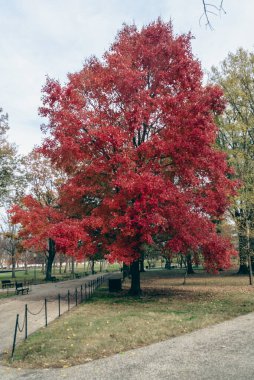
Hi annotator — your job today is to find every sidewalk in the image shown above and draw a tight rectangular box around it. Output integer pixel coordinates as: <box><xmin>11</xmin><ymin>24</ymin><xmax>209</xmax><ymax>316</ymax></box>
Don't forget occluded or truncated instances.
<box><xmin>0</xmin><ymin>311</ymin><xmax>254</xmax><ymax>379</ymax></box>
<box><xmin>0</xmin><ymin>273</ymin><xmax>110</xmax><ymax>354</ymax></box>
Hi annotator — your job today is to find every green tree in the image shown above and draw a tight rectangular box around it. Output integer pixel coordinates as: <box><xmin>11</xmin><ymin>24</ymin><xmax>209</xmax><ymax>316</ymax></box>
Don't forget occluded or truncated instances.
<box><xmin>211</xmin><ymin>48</ymin><xmax>254</xmax><ymax>275</ymax></box>
<box><xmin>0</xmin><ymin>212</ymin><xmax>22</xmax><ymax>278</ymax></box>
<box><xmin>0</xmin><ymin>108</ymin><xmax>18</xmax><ymax>204</ymax></box>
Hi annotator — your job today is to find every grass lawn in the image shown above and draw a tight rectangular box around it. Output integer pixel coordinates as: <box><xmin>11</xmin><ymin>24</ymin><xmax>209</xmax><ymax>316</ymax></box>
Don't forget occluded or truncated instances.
<box><xmin>5</xmin><ymin>268</ymin><xmax>254</xmax><ymax>368</ymax></box>
<box><xmin>0</xmin><ymin>262</ymin><xmax>120</xmax><ymax>284</ymax></box>
<box><xmin>0</xmin><ymin>269</ymin><xmax>44</xmax><ymax>282</ymax></box>
<box><xmin>0</xmin><ymin>291</ymin><xmax>16</xmax><ymax>299</ymax></box>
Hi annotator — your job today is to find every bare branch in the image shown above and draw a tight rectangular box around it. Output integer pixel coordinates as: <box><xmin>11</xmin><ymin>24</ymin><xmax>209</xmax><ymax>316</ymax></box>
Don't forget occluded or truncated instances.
<box><xmin>200</xmin><ymin>0</ymin><xmax>226</xmax><ymax>30</ymax></box>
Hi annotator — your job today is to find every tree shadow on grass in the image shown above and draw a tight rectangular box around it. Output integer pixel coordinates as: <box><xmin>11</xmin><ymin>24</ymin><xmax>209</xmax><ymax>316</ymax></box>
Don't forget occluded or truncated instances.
<box><xmin>91</xmin><ymin>286</ymin><xmax>214</xmax><ymax>305</ymax></box>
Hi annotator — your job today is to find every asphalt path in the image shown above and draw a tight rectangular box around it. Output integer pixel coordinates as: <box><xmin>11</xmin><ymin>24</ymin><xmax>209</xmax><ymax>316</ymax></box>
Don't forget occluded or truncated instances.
<box><xmin>1</xmin><ymin>275</ymin><xmax>254</xmax><ymax>379</ymax></box>
<box><xmin>0</xmin><ymin>311</ymin><xmax>254</xmax><ymax>379</ymax></box>
<box><xmin>0</xmin><ymin>273</ymin><xmax>108</xmax><ymax>354</ymax></box>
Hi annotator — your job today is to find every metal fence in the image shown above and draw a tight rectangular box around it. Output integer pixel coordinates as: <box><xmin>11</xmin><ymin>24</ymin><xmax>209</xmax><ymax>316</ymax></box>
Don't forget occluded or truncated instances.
<box><xmin>11</xmin><ymin>275</ymin><xmax>106</xmax><ymax>359</ymax></box>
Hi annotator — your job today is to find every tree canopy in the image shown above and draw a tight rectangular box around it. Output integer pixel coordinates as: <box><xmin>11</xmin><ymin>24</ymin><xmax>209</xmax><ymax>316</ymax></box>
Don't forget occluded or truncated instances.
<box><xmin>11</xmin><ymin>20</ymin><xmax>236</xmax><ymax>294</ymax></box>
<box><xmin>0</xmin><ymin>108</ymin><xmax>18</xmax><ymax>205</ymax></box>
<box><xmin>211</xmin><ymin>48</ymin><xmax>254</xmax><ymax>273</ymax></box>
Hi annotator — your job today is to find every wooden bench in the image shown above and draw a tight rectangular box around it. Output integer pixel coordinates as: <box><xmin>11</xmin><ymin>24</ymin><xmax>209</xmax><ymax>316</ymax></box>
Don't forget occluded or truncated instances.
<box><xmin>15</xmin><ymin>282</ymin><xmax>29</xmax><ymax>295</ymax></box>
<box><xmin>1</xmin><ymin>280</ymin><xmax>15</xmax><ymax>289</ymax></box>
<box><xmin>74</xmin><ymin>273</ymin><xmax>81</xmax><ymax>279</ymax></box>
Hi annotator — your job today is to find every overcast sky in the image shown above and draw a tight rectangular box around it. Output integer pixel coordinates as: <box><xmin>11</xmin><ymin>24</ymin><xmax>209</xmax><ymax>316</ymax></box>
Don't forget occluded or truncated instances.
<box><xmin>0</xmin><ymin>0</ymin><xmax>253</xmax><ymax>154</ymax></box>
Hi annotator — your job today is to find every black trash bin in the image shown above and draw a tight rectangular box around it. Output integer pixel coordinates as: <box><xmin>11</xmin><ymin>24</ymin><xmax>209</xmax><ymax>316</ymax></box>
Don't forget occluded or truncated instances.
<box><xmin>108</xmin><ymin>278</ymin><xmax>122</xmax><ymax>292</ymax></box>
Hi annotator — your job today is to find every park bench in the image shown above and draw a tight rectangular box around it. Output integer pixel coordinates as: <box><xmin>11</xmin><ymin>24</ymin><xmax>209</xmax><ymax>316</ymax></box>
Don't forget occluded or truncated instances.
<box><xmin>74</xmin><ymin>273</ymin><xmax>81</xmax><ymax>279</ymax></box>
<box><xmin>1</xmin><ymin>280</ymin><xmax>15</xmax><ymax>289</ymax></box>
<box><xmin>15</xmin><ymin>282</ymin><xmax>29</xmax><ymax>295</ymax></box>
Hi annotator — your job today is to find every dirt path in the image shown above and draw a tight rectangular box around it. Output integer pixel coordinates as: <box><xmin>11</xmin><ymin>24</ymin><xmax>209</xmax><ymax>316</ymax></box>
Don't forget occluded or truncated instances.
<box><xmin>0</xmin><ymin>273</ymin><xmax>110</xmax><ymax>354</ymax></box>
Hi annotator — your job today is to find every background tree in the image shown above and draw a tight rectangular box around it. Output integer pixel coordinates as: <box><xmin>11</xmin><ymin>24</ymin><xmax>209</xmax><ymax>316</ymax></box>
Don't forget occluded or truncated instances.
<box><xmin>31</xmin><ymin>20</ymin><xmax>236</xmax><ymax>295</ymax></box>
<box><xmin>0</xmin><ymin>108</ymin><xmax>19</xmax><ymax>205</ymax></box>
<box><xmin>211</xmin><ymin>48</ymin><xmax>254</xmax><ymax>274</ymax></box>
<box><xmin>10</xmin><ymin>152</ymin><xmax>68</xmax><ymax>280</ymax></box>
<box><xmin>0</xmin><ymin>108</ymin><xmax>26</xmax><ymax>276</ymax></box>
<box><xmin>0</xmin><ymin>213</ymin><xmax>22</xmax><ymax>278</ymax></box>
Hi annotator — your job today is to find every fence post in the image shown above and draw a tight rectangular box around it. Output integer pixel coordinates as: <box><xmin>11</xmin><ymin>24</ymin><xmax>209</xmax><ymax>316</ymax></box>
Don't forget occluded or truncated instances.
<box><xmin>45</xmin><ymin>298</ymin><xmax>48</xmax><ymax>327</ymax></box>
<box><xmin>84</xmin><ymin>283</ymin><xmax>87</xmax><ymax>301</ymax></box>
<box><xmin>11</xmin><ymin>314</ymin><xmax>19</xmax><ymax>359</ymax></box>
<box><xmin>80</xmin><ymin>285</ymin><xmax>83</xmax><ymax>303</ymax></box>
<box><xmin>58</xmin><ymin>294</ymin><xmax>61</xmax><ymax>317</ymax></box>
<box><xmin>75</xmin><ymin>288</ymin><xmax>78</xmax><ymax>306</ymax></box>
<box><xmin>68</xmin><ymin>290</ymin><xmax>70</xmax><ymax>311</ymax></box>
<box><xmin>25</xmin><ymin>304</ymin><xmax>28</xmax><ymax>340</ymax></box>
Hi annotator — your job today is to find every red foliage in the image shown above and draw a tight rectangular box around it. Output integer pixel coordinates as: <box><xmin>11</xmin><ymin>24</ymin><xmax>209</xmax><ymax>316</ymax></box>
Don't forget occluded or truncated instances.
<box><xmin>13</xmin><ymin>20</ymin><xmax>237</xmax><ymax>271</ymax></box>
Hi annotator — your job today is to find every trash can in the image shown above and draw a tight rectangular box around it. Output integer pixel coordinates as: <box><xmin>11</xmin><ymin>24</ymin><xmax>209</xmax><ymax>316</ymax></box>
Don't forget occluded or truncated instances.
<box><xmin>108</xmin><ymin>278</ymin><xmax>122</xmax><ymax>292</ymax></box>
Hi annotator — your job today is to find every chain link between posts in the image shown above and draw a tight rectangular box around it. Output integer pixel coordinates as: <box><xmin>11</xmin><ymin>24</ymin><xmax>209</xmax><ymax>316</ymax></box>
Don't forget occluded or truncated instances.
<box><xmin>27</xmin><ymin>303</ymin><xmax>45</xmax><ymax>316</ymax></box>
<box><xmin>11</xmin><ymin>275</ymin><xmax>106</xmax><ymax>359</ymax></box>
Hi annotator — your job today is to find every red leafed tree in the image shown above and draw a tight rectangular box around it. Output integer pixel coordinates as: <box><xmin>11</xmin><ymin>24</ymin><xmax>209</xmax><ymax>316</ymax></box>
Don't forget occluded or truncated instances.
<box><xmin>19</xmin><ymin>20</ymin><xmax>237</xmax><ymax>294</ymax></box>
<box><xmin>10</xmin><ymin>195</ymin><xmax>93</xmax><ymax>280</ymax></box>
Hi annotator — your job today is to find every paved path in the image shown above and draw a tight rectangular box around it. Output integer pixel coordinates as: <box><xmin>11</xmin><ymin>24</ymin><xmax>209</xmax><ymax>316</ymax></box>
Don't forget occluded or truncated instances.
<box><xmin>1</xmin><ymin>278</ymin><xmax>254</xmax><ymax>379</ymax></box>
<box><xmin>0</xmin><ymin>273</ymin><xmax>108</xmax><ymax>354</ymax></box>
<box><xmin>0</xmin><ymin>311</ymin><xmax>254</xmax><ymax>379</ymax></box>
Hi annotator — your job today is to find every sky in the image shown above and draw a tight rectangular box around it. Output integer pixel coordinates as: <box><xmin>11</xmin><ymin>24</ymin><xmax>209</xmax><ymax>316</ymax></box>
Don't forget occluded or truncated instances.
<box><xmin>0</xmin><ymin>0</ymin><xmax>253</xmax><ymax>154</ymax></box>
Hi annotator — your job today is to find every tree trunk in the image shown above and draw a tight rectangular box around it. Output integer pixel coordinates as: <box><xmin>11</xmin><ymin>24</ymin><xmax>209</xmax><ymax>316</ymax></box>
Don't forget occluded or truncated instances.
<box><xmin>250</xmin><ymin>238</ymin><xmax>254</xmax><ymax>272</ymax></box>
<box><xmin>251</xmin><ymin>256</ymin><xmax>254</xmax><ymax>272</ymax></box>
<box><xmin>248</xmin><ymin>254</ymin><xmax>253</xmax><ymax>285</ymax></box>
<box><xmin>165</xmin><ymin>257</ymin><xmax>171</xmax><ymax>269</ymax></box>
<box><xmin>122</xmin><ymin>262</ymin><xmax>130</xmax><ymax>279</ymax></box>
<box><xmin>139</xmin><ymin>252</ymin><xmax>145</xmax><ymax>272</ymax></box>
<box><xmin>24</xmin><ymin>251</ymin><xmax>28</xmax><ymax>275</ymax></box>
<box><xmin>11</xmin><ymin>251</ymin><xmax>16</xmax><ymax>279</ymax></box>
<box><xmin>129</xmin><ymin>260</ymin><xmax>141</xmax><ymax>296</ymax></box>
<box><xmin>91</xmin><ymin>259</ymin><xmax>95</xmax><ymax>274</ymax></box>
<box><xmin>41</xmin><ymin>260</ymin><xmax>45</xmax><ymax>274</ymax></box>
<box><xmin>237</xmin><ymin>233</ymin><xmax>249</xmax><ymax>274</ymax></box>
<box><xmin>186</xmin><ymin>253</ymin><xmax>195</xmax><ymax>274</ymax></box>
<box><xmin>64</xmin><ymin>258</ymin><xmax>68</xmax><ymax>273</ymax></box>
<box><xmin>59</xmin><ymin>255</ymin><xmax>62</xmax><ymax>274</ymax></box>
<box><xmin>45</xmin><ymin>238</ymin><xmax>56</xmax><ymax>281</ymax></box>
<box><xmin>71</xmin><ymin>256</ymin><xmax>75</xmax><ymax>277</ymax></box>
<box><xmin>178</xmin><ymin>255</ymin><xmax>185</xmax><ymax>269</ymax></box>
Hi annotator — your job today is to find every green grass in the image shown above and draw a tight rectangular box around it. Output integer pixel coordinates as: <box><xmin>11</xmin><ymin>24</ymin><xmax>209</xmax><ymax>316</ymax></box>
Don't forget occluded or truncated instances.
<box><xmin>0</xmin><ymin>291</ymin><xmax>16</xmax><ymax>299</ymax></box>
<box><xmin>0</xmin><ymin>262</ymin><xmax>120</xmax><ymax>284</ymax></box>
<box><xmin>0</xmin><ymin>269</ymin><xmax>45</xmax><ymax>282</ymax></box>
<box><xmin>5</xmin><ymin>268</ymin><xmax>254</xmax><ymax>368</ymax></box>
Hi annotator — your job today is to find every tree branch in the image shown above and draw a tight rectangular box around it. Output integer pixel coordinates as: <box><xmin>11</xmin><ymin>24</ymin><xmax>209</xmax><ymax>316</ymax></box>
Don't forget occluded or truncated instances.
<box><xmin>200</xmin><ymin>0</ymin><xmax>226</xmax><ymax>30</ymax></box>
